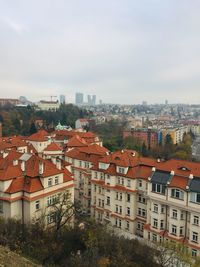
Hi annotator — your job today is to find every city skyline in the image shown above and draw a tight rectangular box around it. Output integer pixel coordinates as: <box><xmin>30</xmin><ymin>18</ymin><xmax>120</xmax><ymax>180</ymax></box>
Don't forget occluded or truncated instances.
<box><xmin>1</xmin><ymin>1</ymin><xmax>200</xmax><ymax>104</ymax></box>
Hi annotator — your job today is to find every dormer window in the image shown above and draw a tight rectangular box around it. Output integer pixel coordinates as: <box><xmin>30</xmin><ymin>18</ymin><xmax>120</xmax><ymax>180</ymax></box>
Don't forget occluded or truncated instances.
<box><xmin>190</xmin><ymin>192</ymin><xmax>200</xmax><ymax>204</ymax></box>
<box><xmin>118</xmin><ymin>167</ymin><xmax>125</xmax><ymax>174</ymax></box>
<box><xmin>171</xmin><ymin>189</ymin><xmax>184</xmax><ymax>200</ymax></box>
<box><xmin>48</xmin><ymin>178</ymin><xmax>52</xmax><ymax>187</ymax></box>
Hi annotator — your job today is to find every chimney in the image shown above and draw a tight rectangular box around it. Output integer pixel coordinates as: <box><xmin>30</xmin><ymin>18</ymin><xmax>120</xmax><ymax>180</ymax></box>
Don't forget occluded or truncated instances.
<box><xmin>3</xmin><ymin>151</ymin><xmax>8</xmax><ymax>158</ymax></box>
<box><xmin>152</xmin><ymin>167</ymin><xmax>156</xmax><ymax>172</ymax></box>
<box><xmin>21</xmin><ymin>161</ymin><xmax>25</xmax><ymax>172</ymax></box>
<box><xmin>39</xmin><ymin>161</ymin><xmax>44</xmax><ymax>175</ymax></box>
<box><xmin>157</xmin><ymin>158</ymin><xmax>161</xmax><ymax>163</ymax></box>
<box><xmin>189</xmin><ymin>174</ymin><xmax>194</xmax><ymax>179</ymax></box>
<box><xmin>170</xmin><ymin>170</ymin><xmax>175</xmax><ymax>175</ymax></box>
<box><xmin>106</xmin><ymin>151</ymin><xmax>110</xmax><ymax>155</ymax></box>
<box><xmin>13</xmin><ymin>159</ymin><xmax>18</xmax><ymax>166</ymax></box>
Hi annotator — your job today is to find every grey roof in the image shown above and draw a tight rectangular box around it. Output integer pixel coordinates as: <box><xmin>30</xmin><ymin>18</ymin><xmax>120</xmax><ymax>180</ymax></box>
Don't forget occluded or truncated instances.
<box><xmin>19</xmin><ymin>153</ymin><xmax>32</xmax><ymax>162</ymax></box>
<box><xmin>190</xmin><ymin>178</ymin><xmax>200</xmax><ymax>193</ymax></box>
<box><xmin>151</xmin><ymin>171</ymin><xmax>171</xmax><ymax>185</ymax></box>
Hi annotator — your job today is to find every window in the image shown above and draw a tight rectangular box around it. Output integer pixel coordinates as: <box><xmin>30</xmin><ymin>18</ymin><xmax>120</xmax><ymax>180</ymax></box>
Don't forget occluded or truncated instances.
<box><xmin>172</xmin><ymin>209</ymin><xmax>178</xmax><ymax>220</ymax></box>
<box><xmin>160</xmin><ymin>220</ymin><xmax>164</xmax><ymax>230</ymax></box>
<box><xmin>180</xmin><ymin>226</ymin><xmax>184</xmax><ymax>236</ymax></box>
<box><xmin>153</xmin><ymin>204</ymin><xmax>158</xmax><ymax>213</ymax></box>
<box><xmin>127</xmin><ymin>179</ymin><xmax>131</xmax><ymax>187</ymax></box>
<box><xmin>0</xmin><ymin>200</ymin><xmax>3</xmax><ymax>213</ymax></box>
<box><xmin>193</xmin><ymin>216</ymin><xmax>199</xmax><ymax>226</ymax></box>
<box><xmin>126</xmin><ymin>221</ymin><xmax>130</xmax><ymax>230</ymax></box>
<box><xmin>118</xmin><ymin>167</ymin><xmax>125</xmax><ymax>174</ymax></box>
<box><xmin>47</xmin><ymin>212</ymin><xmax>56</xmax><ymax>224</ymax></box>
<box><xmin>35</xmin><ymin>200</ymin><xmax>40</xmax><ymax>210</ymax></box>
<box><xmin>152</xmin><ymin>183</ymin><xmax>166</xmax><ymax>194</ymax></box>
<box><xmin>180</xmin><ymin>212</ymin><xmax>184</xmax><ymax>220</ymax></box>
<box><xmin>106</xmin><ymin>196</ymin><xmax>110</xmax><ymax>206</ymax></box>
<box><xmin>152</xmin><ymin>234</ymin><xmax>157</xmax><ymax>242</ymax></box>
<box><xmin>55</xmin><ymin>176</ymin><xmax>59</xmax><ymax>185</ymax></box>
<box><xmin>192</xmin><ymin>249</ymin><xmax>197</xmax><ymax>257</ymax></box>
<box><xmin>153</xmin><ymin>218</ymin><xmax>158</xmax><ymax>229</ymax></box>
<box><xmin>48</xmin><ymin>178</ymin><xmax>52</xmax><ymax>187</ymax></box>
<box><xmin>119</xmin><ymin>193</ymin><xmax>122</xmax><ymax>201</ymax></box>
<box><xmin>115</xmin><ymin>218</ymin><xmax>122</xmax><ymax>228</ymax></box>
<box><xmin>138</xmin><ymin>208</ymin><xmax>146</xmax><ymax>218</ymax></box>
<box><xmin>115</xmin><ymin>205</ymin><xmax>118</xmax><ymax>213</ymax></box>
<box><xmin>100</xmin><ymin>173</ymin><xmax>104</xmax><ymax>180</ymax></box>
<box><xmin>171</xmin><ymin>225</ymin><xmax>177</xmax><ymax>235</ymax></box>
<box><xmin>171</xmin><ymin>189</ymin><xmax>184</xmax><ymax>200</ymax></box>
<box><xmin>127</xmin><ymin>193</ymin><xmax>130</xmax><ymax>202</ymax></box>
<box><xmin>161</xmin><ymin>205</ymin><xmax>165</xmax><ymax>213</ymax></box>
<box><xmin>192</xmin><ymin>232</ymin><xmax>198</xmax><ymax>243</ymax></box>
<box><xmin>79</xmin><ymin>161</ymin><xmax>82</xmax><ymax>167</ymax></box>
<box><xmin>94</xmin><ymin>185</ymin><xmax>97</xmax><ymax>192</ymax></box>
<box><xmin>138</xmin><ymin>180</ymin><xmax>142</xmax><ymax>188</ymax></box>
<box><xmin>190</xmin><ymin>192</ymin><xmax>200</xmax><ymax>204</ymax></box>
<box><xmin>137</xmin><ymin>222</ymin><xmax>142</xmax><ymax>230</ymax></box>
<box><xmin>94</xmin><ymin>172</ymin><xmax>97</xmax><ymax>178</ymax></box>
<box><xmin>47</xmin><ymin>195</ymin><xmax>58</xmax><ymax>206</ymax></box>
<box><xmin>127</xmin><ymin>207</ymin><xmax>130</xmax><ymax>216</ymax></box>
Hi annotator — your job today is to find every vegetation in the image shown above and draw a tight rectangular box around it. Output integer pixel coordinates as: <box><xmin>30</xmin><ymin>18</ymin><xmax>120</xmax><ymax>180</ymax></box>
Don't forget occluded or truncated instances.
<box><xmin>0</xmin><ymin>217</ymin><xmax>159</xmax><ymax>267</ymax></box>
<box><xmin>91</xmin><ymin>120</ymin><xmax>194</xmax><ymax>160</ymax></box>
<box><xmin>156</xmin><ymin>241</ymin><xmax>200</xmax><ymax>267</ymax></box>
<box><xmin>0</xmin><ymin>104</ymin><xmax>90</xmax><ymax>136</ymax></box>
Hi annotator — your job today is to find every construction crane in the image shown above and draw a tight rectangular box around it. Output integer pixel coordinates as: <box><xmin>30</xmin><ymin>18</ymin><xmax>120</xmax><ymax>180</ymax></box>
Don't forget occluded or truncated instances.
<box><xmin>42</xmin><ymin>95</ymin><xmax>57</xmax><ymax>101</ymax></box>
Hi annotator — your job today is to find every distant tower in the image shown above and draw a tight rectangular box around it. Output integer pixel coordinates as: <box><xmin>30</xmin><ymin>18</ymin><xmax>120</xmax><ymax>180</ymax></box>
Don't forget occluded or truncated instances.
<box><xmin>60</xmin><ymin>95</ymin><xmax>65</xmax><ymax>104</ymax></box>
<box><xmin>92</xmin><ymin>95</ymin><xmax>96</xmax><ymax>106</ymax></box>
<box><xmin>165</xmin><ymin>99</ymin><xmax>168</xmax><ymax>105</ymax></box>
<box><xmin>75</xmin><ymin>93</ymin><xmax>84</xmax><ymax>105</ymax></box>
<box><xmin>87</xmin><ymin>95</ymin><xmax>92</xmax><ymax>105</ymax></box>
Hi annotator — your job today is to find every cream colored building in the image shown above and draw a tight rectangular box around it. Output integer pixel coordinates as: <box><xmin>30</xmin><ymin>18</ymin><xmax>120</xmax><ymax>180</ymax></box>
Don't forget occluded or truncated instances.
<box><xmin>37</xmin><ymin>100</ymin><xmax>60</xmax><ymax>111</ymax></box>
<box><xmin>0</xmin><ymin>151</ymin><xmax>74</xmax><ymax>225</ymax></box>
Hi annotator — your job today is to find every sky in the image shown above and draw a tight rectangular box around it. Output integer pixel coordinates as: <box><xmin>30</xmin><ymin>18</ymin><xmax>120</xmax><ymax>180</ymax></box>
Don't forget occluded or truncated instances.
<box><xmin>0</xmin><ymin>0</ymin><xmax>200</xmax><ymax>104</ymax></box>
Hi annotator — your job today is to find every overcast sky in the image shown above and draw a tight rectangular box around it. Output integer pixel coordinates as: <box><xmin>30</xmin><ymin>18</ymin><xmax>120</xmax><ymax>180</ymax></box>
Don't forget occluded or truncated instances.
<box><xmin>0</xmin><ymin>0</ymin><xmax>200</xmax><ymax>104</ymax></box>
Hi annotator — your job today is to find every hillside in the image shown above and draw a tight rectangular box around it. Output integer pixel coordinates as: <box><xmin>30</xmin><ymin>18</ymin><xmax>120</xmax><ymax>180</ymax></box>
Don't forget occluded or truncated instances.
<box><xmin>0</xmin><ymin>246</ymin><xmax>40</xmax><ymax>267</ymax></box>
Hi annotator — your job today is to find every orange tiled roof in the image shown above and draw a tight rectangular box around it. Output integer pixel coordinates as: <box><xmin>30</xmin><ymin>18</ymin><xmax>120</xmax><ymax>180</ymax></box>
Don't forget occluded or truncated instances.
<box><xmin>67</xmin><ymin>135</ymin><xmax>88</xmax><ymax>148</ymax></box>
<box><xmin>169</xmin><ymin>175</ymin><xmax>189</xmax><ymax>190</ymax></box>
<box><xmin>28</xmin><ymin>130</ymin><xmax>49</xmax><ymax>142</ymax></box>
<box><xmin>44</xmin><ymin>142</ymin><xmax>62</xmax><ymax>152</ymax></box>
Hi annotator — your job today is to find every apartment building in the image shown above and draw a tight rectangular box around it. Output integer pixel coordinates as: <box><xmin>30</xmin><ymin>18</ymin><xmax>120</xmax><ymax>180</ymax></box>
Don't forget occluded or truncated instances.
<box><xmin>88</xmin><ymin>150</ymin><xmax>200</xmax><ymax>257</ymax></box>
<box><xmin>123</xmin><ymin>128</ymin><xmax>162</xmax><ymax>148</ymax></box>
<box><xmin>0</xmin><ymin>150</ymin><xmax>74</xmax><ymax>225</ymax></box>
<box><xmin>65</xmin><ymin>144</ymin><xmax>109</xmax><ymax>212</ymax></box>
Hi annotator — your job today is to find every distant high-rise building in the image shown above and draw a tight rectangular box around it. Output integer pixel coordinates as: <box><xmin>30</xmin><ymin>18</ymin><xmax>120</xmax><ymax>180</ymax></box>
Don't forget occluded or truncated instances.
<box><xmin>92</xmin><ymin>95</ymin><xmax>96</xmax><ymax>106</ymax></box>
<box><xmin>165</xmin><ymin>99</ymin><xmax>168</xmax><ymax>105</ymax></box>
<box><xmin>60</xmin><ymin>95</ymin><xmax>65</xmax><ymax>104</ymax></box>
<box><xmin>87</xmin><ymin>95</ymin><xmax>92</xmax><ymax>105</ymax></box>
<box><xmin>75</xmin><ymin>92</ymin><xmax>84</xmax><ymax>105</ymax></box>
<box><xmin>99</xmin><ymin>99</ymin><xmax>103</xmax><ymax>105</ymax></box>
<box><xmin>142</xmin><ymin>101</ymin><xmax>147</xmax><ymax>106</ymax></box>
<box><xmin>87</xmin><ymin>94</ymin><xmax>96</xmax><ymax>106</ymax></box>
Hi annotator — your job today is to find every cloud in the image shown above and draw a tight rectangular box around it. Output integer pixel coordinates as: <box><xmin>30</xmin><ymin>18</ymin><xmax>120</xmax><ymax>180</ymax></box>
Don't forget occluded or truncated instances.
<box><xmin>1</xmin><ymin>17</ymin><xmax>28</xmax><ymax>34</ymax></box>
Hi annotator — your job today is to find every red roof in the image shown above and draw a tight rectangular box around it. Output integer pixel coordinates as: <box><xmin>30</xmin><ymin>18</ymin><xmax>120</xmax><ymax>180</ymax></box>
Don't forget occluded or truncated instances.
<box><xmin>44</xmin><ymin>142</ymin><xmax>62</xmax><ymax>152</ymax></box>
<box><xmin>28</xmin><ymin>130</ymin><xmax>49</xmax><ymax>142</ymax></box>
<box><xmin>67</xmin><ymin>135</ymin><xmax>88</xmax><ymax>148</ymax></box>
<box><xmin>169</xmin><ymin>175</ymin><xmax>188</xmax><ymax>190</ymax></box>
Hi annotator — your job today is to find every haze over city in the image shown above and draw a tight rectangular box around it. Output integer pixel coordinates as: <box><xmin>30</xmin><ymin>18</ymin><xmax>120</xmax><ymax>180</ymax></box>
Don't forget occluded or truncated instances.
<box><xmin>1</xmin><ymin>0</ymin><xmax>200</xmax><ymax>104</ymax></box>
